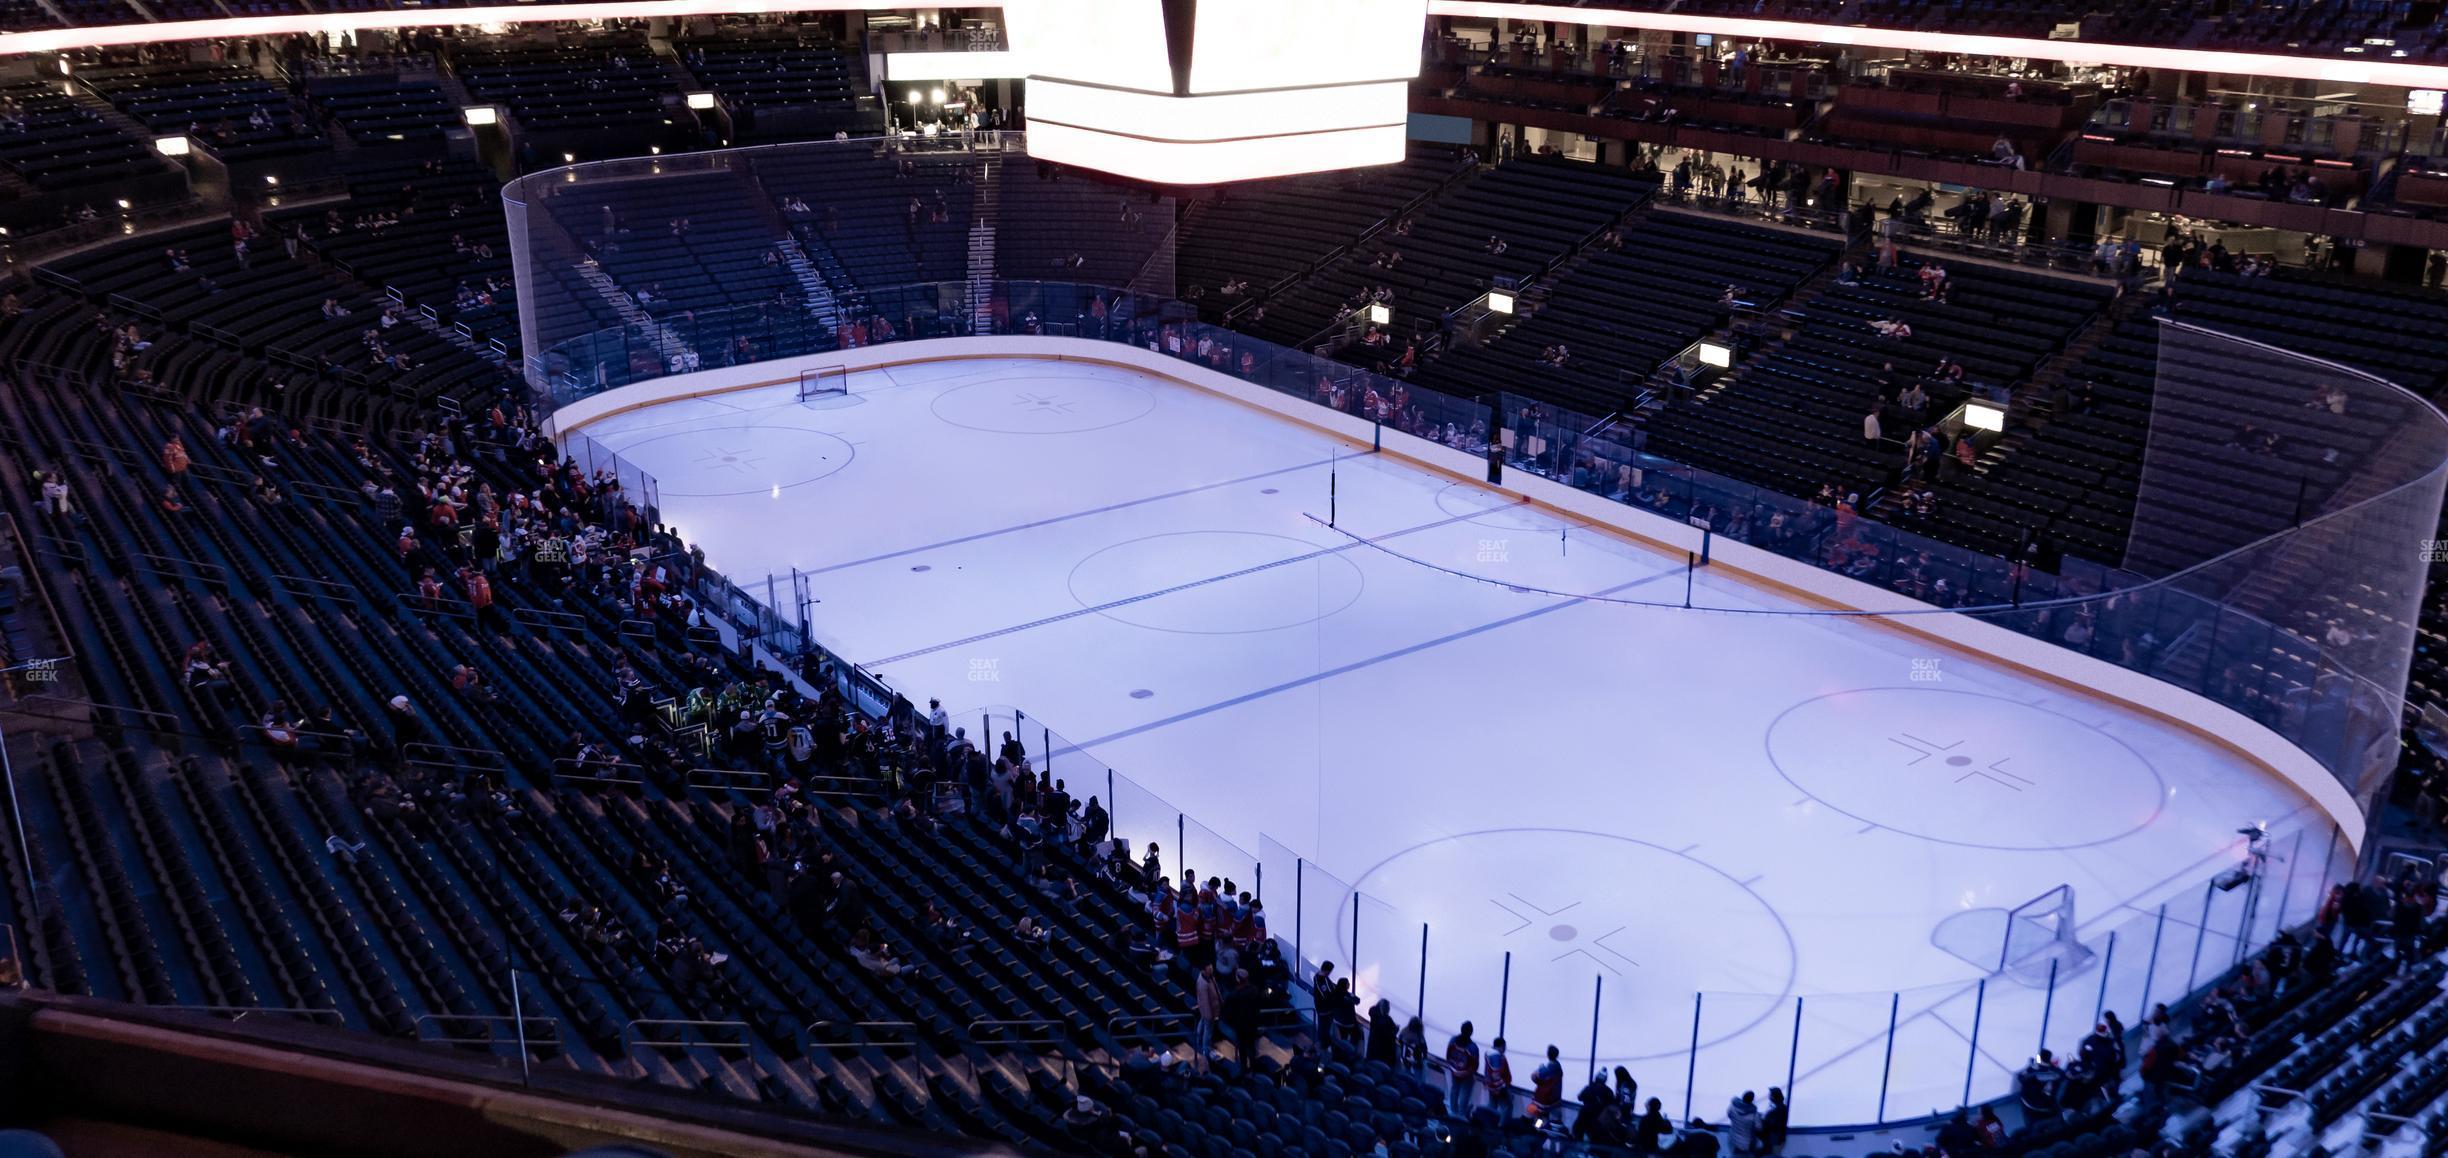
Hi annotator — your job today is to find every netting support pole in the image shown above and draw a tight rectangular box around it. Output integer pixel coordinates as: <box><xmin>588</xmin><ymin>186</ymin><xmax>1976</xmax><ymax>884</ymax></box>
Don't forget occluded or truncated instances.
<box><xmin>2093</xmin><ymin>931</ymin><xmax>2117</xmax><ymax>1022</ymax></box>
<box><xmin>2136</xmin><ymin>904</ymin><xmax>2166</xmax><ymax>1024</ymax></box>
<box><xmin>1875</xmin><ymin>992</ymin><xmax>1899</xmax><ymax>1124</ymax></box>
<box><xmin>1498</xmin><ymin>952</ymin><xmax>1512</xmax><ymax>1040</ymax></box>
<box><xmin>1682</xmin><ymin>991</ymin><xmax>1698</xmax><ymax>1120</ymax></box>
<box><xmin>1786</xmin><ymin>996</ymin><xmax>1802</xmax><ymax>1112</ymax></box>
<box><xmin>1295</xmin><ymin>859</ymin><xmax>1305</xmax><ymax>979</ymax></box>
<box><xmin>2315</xmin><ymin>824</ymin><xmax>2340</xmax><ymax>907</ymax></box>
<box><xmin>0</xmin><ymin>715</ymin><xmax>35</xmax><ymax>920</ymax></box>
<box><xmin>511</xmin><ymin>966</ymin><xmax>531</xmax><ymax>1086</ymax></box>
<box><xmin>2185</xmin><ymin>881</ymin><xmax>2215</xmax><ymax>992</ymax></box>
<box><xmin>2037</xmin><ymin>957</ymin><xmax>2058</xmax><ymax>1055</ymax></box>
<box><xmin>1591</xmin><ymin>976</ymin><xmax>1608</xmax><ymax>1086</ymax></box>
<box><xmin>1963</xmin><ymin>979</ymin><xmax>1984</xmax><ymax>1108</ymax></box>
<box><xmin>1416</xmin><ymin>924</ymin><xmax>1428</xmax><ymax>1022</ymax></box>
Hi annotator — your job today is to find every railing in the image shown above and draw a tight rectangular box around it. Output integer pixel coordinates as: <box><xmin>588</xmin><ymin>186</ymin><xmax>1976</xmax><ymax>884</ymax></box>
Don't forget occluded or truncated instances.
<box><xmin>6</xmin><ymin>694</ymin><xmax>183</xmax><ymax>736</ymax></box>
<box><xmin>267</xmin><ymin>572</ymin><xmax>365</xmax><ymax>608</ymax></box>
<box><xmin>1</xmin><ymin>199</ymin><xmax>209</xmax><ymax>271</ymax></box>
<box><xmin>414</xmin><ymin>1010</ymin><xmax>560</xmax><ymax>1049</ymax></box>
<box><xmin>1105</xmin><ymin>1011</ymin><xmax>1196</xmax><ymax>1052</ymax></box>
<box><xmin>685</xmin><ymin>565</ymin><xmax>908</xmax><ymax>729</ymax></box>
<box><xmin>621</xmin><ymin>1017</ymin><xmax>756</xmax><ymax>1057</ymax></box>
<box><xmin>682</xmin><ymin>766</ymin><xmax>776</xmax><ymax>793</ymax></box>
<box><xmin>802</xmin><ymin>1019</ymin><xmax>924</xmax><ymax>1058</ymax></box>
<box><xmin>509</xmin><ymin>606</ymin><xmax>583</xmax><ymax>633</ymax></box>
<box><xmin>552</xmin><ymin>758</ymin><xmax>648</xmax><ymax>788</ymax></box>
<box><xmin>962</xmin><ymin>1018</ymin><xmax>1073</xmax><ymax>1086</ymax></box>
<box><xmin>157</xmin><ymin>1004</ymin><xmax>347</xmax><ymax>1025</ymax></box>
<box><xmin>400</xmin><ymin>742</ymin><xmax>511</xmax><ymax>779</ymax></box>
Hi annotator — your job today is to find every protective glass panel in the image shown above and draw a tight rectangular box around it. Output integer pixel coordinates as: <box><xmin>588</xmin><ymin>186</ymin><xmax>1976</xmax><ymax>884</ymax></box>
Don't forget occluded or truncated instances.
<box><xmin>513</xmin><ymin>140</ymin><xmax>2443</xmax><ymax>1132</ymax></box>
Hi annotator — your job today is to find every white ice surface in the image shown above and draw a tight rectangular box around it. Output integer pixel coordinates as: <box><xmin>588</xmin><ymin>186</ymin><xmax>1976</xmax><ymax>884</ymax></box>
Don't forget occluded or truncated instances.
<box><xmin>583</xmin><ymin>358</ymin><xmax>2331</xmax><ymax>1126</ymax></box>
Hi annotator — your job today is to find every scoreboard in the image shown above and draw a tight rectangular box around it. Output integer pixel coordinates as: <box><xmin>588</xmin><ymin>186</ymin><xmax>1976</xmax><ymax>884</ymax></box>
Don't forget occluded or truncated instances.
<box><xmin>1007</xmin><ymin>0</ymin><xmax>1429</xmax><ymax>183</ymax></box>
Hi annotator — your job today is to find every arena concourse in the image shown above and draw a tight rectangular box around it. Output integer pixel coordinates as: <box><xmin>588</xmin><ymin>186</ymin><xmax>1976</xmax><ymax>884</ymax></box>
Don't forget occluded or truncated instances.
<box><xmin>3</xmin><ymin>3</ymin><xmax>2448</xmax><ymax>1157</ymax></box>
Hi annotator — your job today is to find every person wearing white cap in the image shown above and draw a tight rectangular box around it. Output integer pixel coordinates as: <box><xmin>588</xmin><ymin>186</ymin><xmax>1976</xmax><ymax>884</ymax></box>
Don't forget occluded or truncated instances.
<box><xmin>384</xmin><ymin>694</ymin><xmax>424</xmax><ymax>764</ymax></box>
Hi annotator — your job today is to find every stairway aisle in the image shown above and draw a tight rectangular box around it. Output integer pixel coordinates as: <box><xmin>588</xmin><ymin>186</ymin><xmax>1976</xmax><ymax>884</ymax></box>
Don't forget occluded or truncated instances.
<box><xmin>966</xmin><ymin>158</ymin><xmax>1000</xmax><ymax>335</ymax></box>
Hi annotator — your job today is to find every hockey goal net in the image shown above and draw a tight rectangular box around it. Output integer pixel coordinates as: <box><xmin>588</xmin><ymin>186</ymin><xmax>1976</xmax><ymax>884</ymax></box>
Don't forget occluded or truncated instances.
<box><xmin>797</xmin><ymin>365</ymin><xmax>849</xmax><ymax>401</ymax></box>
<box><xmin>1933</xmin><ymin>883</ymin><xmax>2094</xmax><ymax>987</ymax></box>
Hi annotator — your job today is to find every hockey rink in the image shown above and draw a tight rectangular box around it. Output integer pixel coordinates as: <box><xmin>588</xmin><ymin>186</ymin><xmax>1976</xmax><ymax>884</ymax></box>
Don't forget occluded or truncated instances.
<box><xmin>574</xmin><ymin>355</ymin><xmax>2337</xmax><ymax>1126</ymax></box>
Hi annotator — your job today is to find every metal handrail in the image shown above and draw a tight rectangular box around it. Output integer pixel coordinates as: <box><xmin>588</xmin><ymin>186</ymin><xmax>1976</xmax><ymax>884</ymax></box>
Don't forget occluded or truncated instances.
<box><xmin>400</xmin><ymin>742</ymin><xmax>510</xmax><ymax>774</ymax></box>
<box><xmin>1105</xmin><ymin>1011</ymin><xmax>1195</xmax><ymax>1049</ymax></box>
<box><xmin>620</xmin><ymin>1017</ymin><xmax>756</xmax><ymax>1056</ymax></box>
<box><xmin>802</xmin><ymin>1019</ymin><xmax>923</xmax><ymax>1057</ymax></box>
<box><xmin>237</xmin><ymin>723</ymin><xmax>360</xmax><ymax>748</ymax></box>
<box><xmin>267</xmin><ymin>572</ymin><xmax>364</xmax><ymax>606</ymax></box>
<box><xmin>155</xmin><ymin>1003</ymin><xmax>347</xmax><ymax>1024</ymax></box>
<box><xmin>966</xmin><ymin>1017</ymin><xmax>1066</xmax><ymax>1042</ymax></box>
<box><xmin>0</xmin><ymin>514</ymin><xmax>77</xmax><ymax>678</ymax></box>
<box><xmin>413</xmin><ymin>1010</ymin><xmax>561</xmax><ymax>1048</ymax></box>
<box><xmin>3</xmin><ymin>694</ymin><xmax>179</xmax><ymax>729</ymax></box>
<box><xmin>510</xmin><ymin>606</ymin><xmax>583</xmax><ymax>633</ymax></box>
<box><xmin>127</xmin><ymin>551</ymin><xmax>228</xmax><ymax>588</ymax></box>
<box><xmin>396</xmin><ymin>591</ymin><xmax>474</xmax><ymax>620</ymax></box>
<box><xmin>2249</xmin><ymin>1081</ymin><xmax>2307</xmax><ymax>1104</ymax></box>
<box><xmin>683</xmin><ymin>766</ymin><xmax>773</xmax><ymax>792</ymax></box>
<box><xmin>2361</xmin><ymin>1109</ymin><xmax>2423</xmax><ymax>1136</ymax></box>
<box><xmin>553</xmin><ymin>757</ymin><xmax>647</xmax><ymax>787</ymax></box>
<box><xmin>964</xmin><ymin>1018</ymin><xmax>1075</xmax><ymax>1087</ymax></box>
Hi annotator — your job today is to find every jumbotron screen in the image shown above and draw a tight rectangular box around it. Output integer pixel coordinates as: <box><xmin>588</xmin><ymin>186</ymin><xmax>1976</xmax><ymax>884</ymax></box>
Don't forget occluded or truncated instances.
<box><xmin>1008</xmin><ymin>0</ymin><xmax>1428</xmax><ymax>183</ymax></box>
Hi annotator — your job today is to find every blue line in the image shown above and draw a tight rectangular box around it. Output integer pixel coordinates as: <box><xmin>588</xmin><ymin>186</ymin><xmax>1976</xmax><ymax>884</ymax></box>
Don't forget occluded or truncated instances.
<box><xmin>798</xmin><ymin>453</ymin><xmax>1348</xmax><ymax>577</ymax></box>
<box><xmin>862</xmin><ymin>502</ymin><xmax>1524</xmax><ymax>667</ymax></box>
<box><xmin>1052</xmin><ymin>567</ymin><xmax>1681</xmax><ymax>755</ymax></box>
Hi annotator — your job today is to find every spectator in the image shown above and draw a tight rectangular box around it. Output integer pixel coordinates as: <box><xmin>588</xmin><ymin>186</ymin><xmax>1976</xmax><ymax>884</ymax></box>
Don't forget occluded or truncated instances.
<box><xmin>384</xmin><ymin>694</ymin><xmax>425</xmax><ymax>762</ymax></box>
<box><xmin>36</xmin><ymin>470</ymin><xmax>72</xmax><ymax>521</ymax></box>
<box><xmin>1481</xmin><ymin>1036</ymin><xmax>1512</xmax><ymax>1120</ymax></box>
<box><xmin>1365</xmin><ymin>998</ymin><xmax>1397</xmax><ymax>1064</ymax></box>
<box><xmin>2018</xmin><ymin>1049</ymin><xmax>2067</xmax><ymax>1120</ymax></box>
<box><xmin>1444</xmin><ymin>1021</ymin><xmax>1480</xmax><ymax>1117</ymax></box>
<box><xmin>1222</xmin><ymin>968</ymin><xmax>1262</xmax><ymax>1062</ymax></box>
<box><xmin>182</xmin><ymin>642</ymin><xmax>236</xmax><ymax>709</ymax></box>
<box><xmin>1397</xmin><ymin>1015</ymin><xmax>1427</xmax><ymax>1077</ymax></box>
<box><xmin>1528</xmin><ymin>1044</ymin><xmax>1564</xmax><ymax>1121</ymax></box>
<box><xmin>1193</xmin><ymin>963</ymin><xmax>1222</xmax><ymax>1065</ymax></box>
<box><xmin>1572</xmin><ymin>1070</ymin><xmax>1614</xmax><ymax>1141</ymax></box>
<box><xmin>1632</xmin><ymin>1098</ymin><xmax>1671</xmax><ymax>1152</ymax></box>
<box><xmin>1761</xmin><ymin>1087</ymin><xmax>1788</xmax><ymax>1151</ymax></box>
<box><xmin>1936</xmin><ymin>1108</ymin><xmax>1980</xmax><ymax>1152</ymax></box>
<box><xmin>1725</xmin><ymin>1091</ymin><xmax>1760</xmax><ymax>1153</ymax></box>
